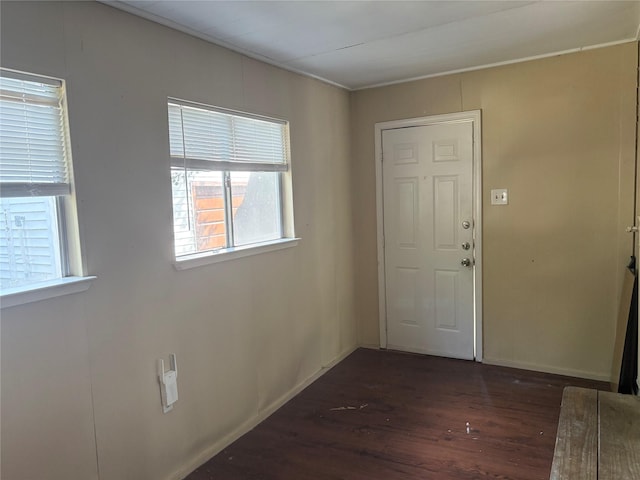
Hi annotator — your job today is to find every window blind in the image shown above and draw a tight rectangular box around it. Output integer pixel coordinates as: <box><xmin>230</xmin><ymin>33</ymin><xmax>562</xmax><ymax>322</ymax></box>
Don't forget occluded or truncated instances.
<box><xmin>0</xmin><ymin>71</ymin><xmax>70</xmax><ymax>197</ymax></box>
<box><xmin>168</xmin><ymin>101</ymin><xmax>289</xmax><ymax>172</ymax></box>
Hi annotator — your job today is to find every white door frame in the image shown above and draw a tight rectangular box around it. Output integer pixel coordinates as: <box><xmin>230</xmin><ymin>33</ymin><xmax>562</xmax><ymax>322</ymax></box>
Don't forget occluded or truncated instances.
<box><xmin>375</xmin><ymin>110</ymin><xmax>483</xmax><ymax>361</ymax></box>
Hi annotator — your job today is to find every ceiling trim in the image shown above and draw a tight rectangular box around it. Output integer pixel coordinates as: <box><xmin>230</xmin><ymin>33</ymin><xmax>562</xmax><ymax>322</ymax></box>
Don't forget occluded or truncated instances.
<box><xmin>355</xmin><ymin>38</ymin><xmax>637</xmax><ymax>91</ymax></box>
<box><xmin>102</xmin><ymin>1</ymin><xmax>350</xmax><ymax>90</ymax></box>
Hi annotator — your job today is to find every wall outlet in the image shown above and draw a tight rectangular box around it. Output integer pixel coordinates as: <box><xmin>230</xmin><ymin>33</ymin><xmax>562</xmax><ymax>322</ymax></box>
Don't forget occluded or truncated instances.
<box><xmin>162</xmin><ymin>370</ymin><xmax>178</xmax><ymax>408</ymax></box>
<box><xmin>159</xmin><ymin>354</ymin><xmax>178</xmax><ymax>413</ymax></box>
<box><xmin>491</xmin><ymin>189</ymin><xmax>508</xmax><ymax>205</ymax></box>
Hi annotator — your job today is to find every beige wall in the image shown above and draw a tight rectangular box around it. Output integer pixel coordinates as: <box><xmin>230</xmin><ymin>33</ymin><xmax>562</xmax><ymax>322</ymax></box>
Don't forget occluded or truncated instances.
<box><xmin>0</xmin><ymin>2</ymin><xmax>356</xmax><ymax>480</ymax></box>
<box><xmin>1</xmin><ymin>2</ymin><xmax>637</xmax><ymax>479</ymax></box>
<box><xmin>351</xmin><ymin>43</ymin><xmax>638</xmax><ymax>380</ymax></box>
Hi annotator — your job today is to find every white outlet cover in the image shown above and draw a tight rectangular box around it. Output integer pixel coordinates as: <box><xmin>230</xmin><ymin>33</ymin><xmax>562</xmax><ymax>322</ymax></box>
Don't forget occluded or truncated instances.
<box><xmin>491</xmin><ymin>188</ymin><xmax>508</xmax><ymax>205</ymax></box>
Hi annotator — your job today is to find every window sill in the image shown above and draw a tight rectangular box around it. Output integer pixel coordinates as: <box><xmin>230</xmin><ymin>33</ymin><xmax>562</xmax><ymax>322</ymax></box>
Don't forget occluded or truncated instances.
<box><xmin>0</xmin><ymin>276</ymin><xmax>96</xmax><ymax>309</ymax></box>
<box><xmin>174</xmin><ymin>238</ymin><xmax>300</xmax><ymax>270</ymax></box>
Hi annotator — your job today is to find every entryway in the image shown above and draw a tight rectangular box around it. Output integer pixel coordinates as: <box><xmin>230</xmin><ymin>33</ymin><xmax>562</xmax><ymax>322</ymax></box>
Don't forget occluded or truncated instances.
<box><xmin>375</xmin><ymin>111</ymin><xmax>482</xmax><ymax>361</ymax></box>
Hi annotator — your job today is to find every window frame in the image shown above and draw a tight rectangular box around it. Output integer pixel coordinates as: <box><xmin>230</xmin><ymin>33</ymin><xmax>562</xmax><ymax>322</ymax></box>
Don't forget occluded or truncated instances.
<box><xmin>167</xmin><ymin>98</ymin><xmax>298</xmax><ymax>267</ymax></box>
<box><xmin>0</xmin><ymin>68</ymin><xmax>93</xmax><ymax>308</ymax></box>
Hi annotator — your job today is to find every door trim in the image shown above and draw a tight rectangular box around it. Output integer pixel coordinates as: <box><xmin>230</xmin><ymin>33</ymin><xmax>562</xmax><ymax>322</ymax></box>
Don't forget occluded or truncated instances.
<box><xmin>375</xmin><ymin>110</ymin><xmax>483</xmax><ymax>361</ymax></box>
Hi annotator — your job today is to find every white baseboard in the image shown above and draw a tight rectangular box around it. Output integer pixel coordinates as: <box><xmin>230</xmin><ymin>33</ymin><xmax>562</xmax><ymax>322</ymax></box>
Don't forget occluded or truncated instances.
<box><xmin>356</xmin><ymin>346</ymin><xmax>609</xmax><ymax>382</ymax></box>
<box><xmin>482</xmin><ymin>356</ymin><xmax>610</xmax><ymax>382</ymax></box>
<box><xmin>170</xmin><ymin>345</ymin><xmax>357</xmax><ymax>480</ymax></box>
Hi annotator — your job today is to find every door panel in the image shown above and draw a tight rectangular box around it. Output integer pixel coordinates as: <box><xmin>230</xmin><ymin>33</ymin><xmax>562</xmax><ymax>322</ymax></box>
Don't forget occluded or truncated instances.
<box><xmin>395</xmin><ymin>178</ymin><xmax>418</xmax><ymax>247</ymax></box>
<box><xmin>382</xmin><ymin>122</ymin><xmax>474</xmax><ymax>360</ymax></box>
<box><xmin>395</xmin><ymin>267</ymin><xmax>419</xmax><ymax>326</ymax></box>
<box><xmin>435</xmin><ymin>269</ymin><xmax>459</xmax><ymax>330</ymax></box>
<box><xmin>434</xmin><ymin>175</ymin><xmax>458</xmax><ymax>249</ymax></box>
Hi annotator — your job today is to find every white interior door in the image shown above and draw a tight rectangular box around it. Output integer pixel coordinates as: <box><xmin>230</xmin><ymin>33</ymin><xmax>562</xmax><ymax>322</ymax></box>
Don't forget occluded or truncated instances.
<box><xmin>382</xmin><ymin>121</ymin><xmax>475</xmax><ymax>360</ymax></box>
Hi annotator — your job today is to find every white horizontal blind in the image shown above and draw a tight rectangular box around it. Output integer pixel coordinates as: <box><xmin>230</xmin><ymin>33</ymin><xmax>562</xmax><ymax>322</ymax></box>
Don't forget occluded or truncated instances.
<box><xmin>167</xmin><ymin>101</ymin><xmax>289</xmax><ymax>171</ymax></box>
<box><xmin>0</xmin><ymin>71</ymin><xmax>70</xmax><ymax>197</ymax></box>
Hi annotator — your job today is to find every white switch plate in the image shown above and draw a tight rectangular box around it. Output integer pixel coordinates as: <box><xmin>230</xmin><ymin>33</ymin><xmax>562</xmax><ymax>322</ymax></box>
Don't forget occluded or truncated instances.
<box><xmin>491</xmin><ymin>189</ymin><xmax>508</xmax><ymax>205</ymax></box>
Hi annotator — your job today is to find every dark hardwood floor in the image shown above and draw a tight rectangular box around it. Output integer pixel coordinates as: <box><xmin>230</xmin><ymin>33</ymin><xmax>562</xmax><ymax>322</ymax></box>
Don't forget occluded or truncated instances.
<box><xmin>186</xmin><ymin>348</ymin><xmax>608</xmax><ymax>480</ymax></box>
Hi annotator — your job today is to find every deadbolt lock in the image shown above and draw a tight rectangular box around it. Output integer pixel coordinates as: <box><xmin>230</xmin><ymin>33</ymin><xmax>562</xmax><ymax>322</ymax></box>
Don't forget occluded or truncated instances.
<box><xmin>461</xmin><ymin>242</ymin><xmax>471</xmax><ymax>250</ymax></box>
<box><xmin>462</xmin><ymin>220</ymin><xmax>471</xmax><ymax>229</ymax></box>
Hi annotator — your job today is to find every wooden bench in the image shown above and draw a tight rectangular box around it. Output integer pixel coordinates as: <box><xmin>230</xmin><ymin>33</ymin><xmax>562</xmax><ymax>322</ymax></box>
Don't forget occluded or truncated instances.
<box><xmin>550</xmin><ymin>386</ymin><xmax>640</xmax><ymax>479</ymax></box>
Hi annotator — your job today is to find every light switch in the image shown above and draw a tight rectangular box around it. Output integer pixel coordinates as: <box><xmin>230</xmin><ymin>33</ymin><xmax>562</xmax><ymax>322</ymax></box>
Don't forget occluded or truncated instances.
<box><xmin>491</xmin><ymin>189</ymin><xmax>508</xmax><ymax>205</ymax></box>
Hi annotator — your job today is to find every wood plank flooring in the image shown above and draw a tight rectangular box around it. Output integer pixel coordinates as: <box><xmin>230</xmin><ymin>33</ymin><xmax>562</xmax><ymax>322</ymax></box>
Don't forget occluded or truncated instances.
<box><xmin>185</xmin><ymin>348</ymin><xmax>608</xmax><ymax>480</ymax></box>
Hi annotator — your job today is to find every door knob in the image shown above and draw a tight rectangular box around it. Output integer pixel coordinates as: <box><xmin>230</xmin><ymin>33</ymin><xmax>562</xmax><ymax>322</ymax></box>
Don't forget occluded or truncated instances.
<box><xmin>461</xmin><ymin>258</ymin><xmax>472</xmax><ymax>267</ymax></box>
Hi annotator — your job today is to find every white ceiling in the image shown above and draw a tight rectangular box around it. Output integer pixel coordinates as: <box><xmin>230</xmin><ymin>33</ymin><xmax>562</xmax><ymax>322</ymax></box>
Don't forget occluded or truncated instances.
<box><xmin>109</xmin><ymin>1</ymin><xmax>640</xmax><ymax>90</ymax></box>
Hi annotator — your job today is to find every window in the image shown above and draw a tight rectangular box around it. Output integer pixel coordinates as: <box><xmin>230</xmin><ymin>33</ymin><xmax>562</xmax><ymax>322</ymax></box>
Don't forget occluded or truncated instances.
<box><xmin>167</xmin><ymin>99</ymin><xmax>295</xmax><ymax>262</ymax></box>
<box><xmin>0</xmin><ymin>69</ymin><xmax>81</xmax><ymax>296</ymax></box>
